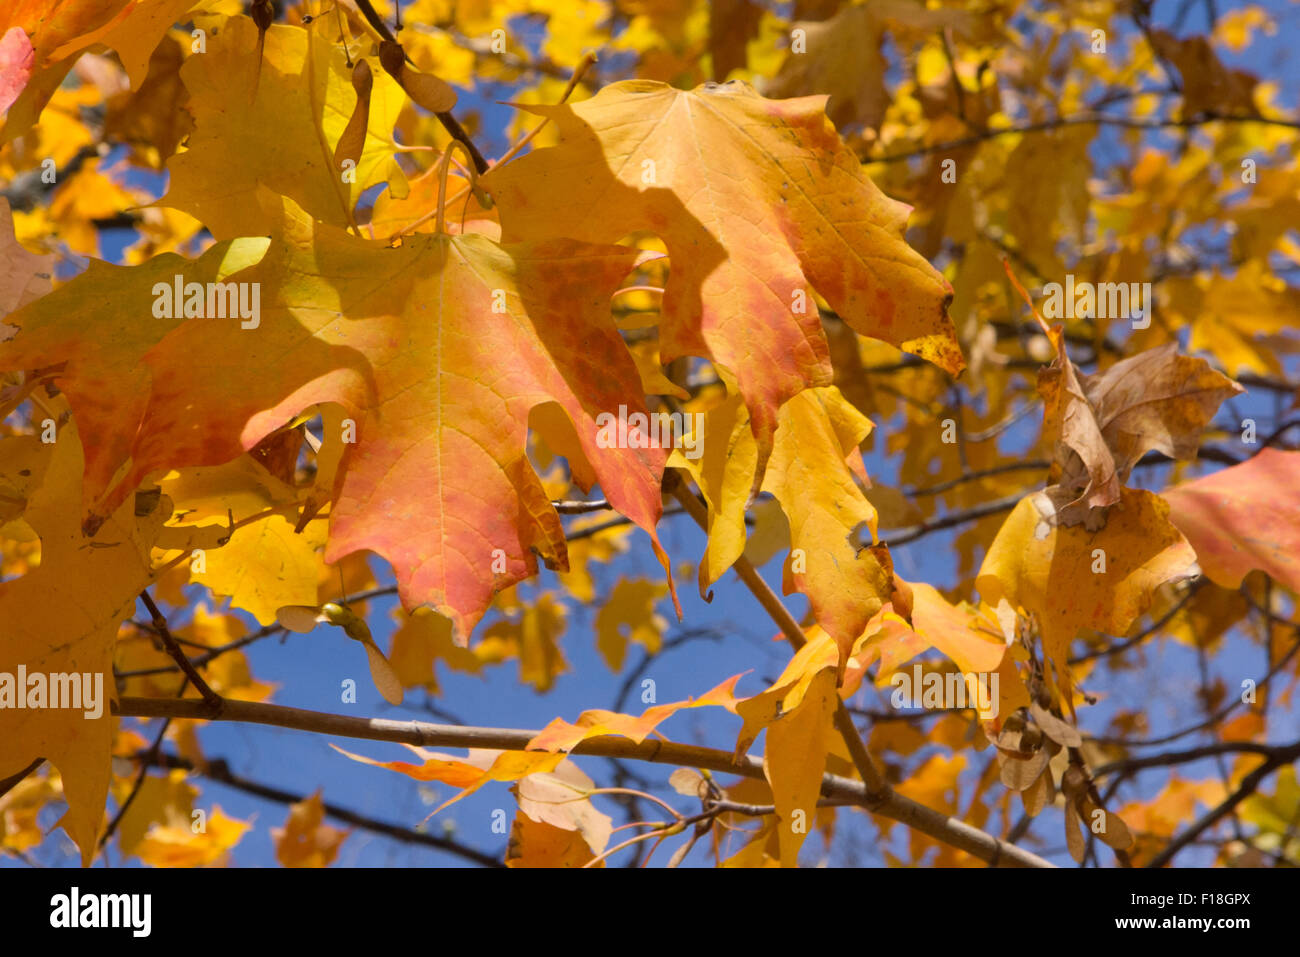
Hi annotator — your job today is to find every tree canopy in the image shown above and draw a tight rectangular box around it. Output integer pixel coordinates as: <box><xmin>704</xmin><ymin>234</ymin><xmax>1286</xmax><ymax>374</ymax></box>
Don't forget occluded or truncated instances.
<box><xmin>1</xmin><ymin>0</ymin><xmax>1299</xmax><ymax>870</ymax></box>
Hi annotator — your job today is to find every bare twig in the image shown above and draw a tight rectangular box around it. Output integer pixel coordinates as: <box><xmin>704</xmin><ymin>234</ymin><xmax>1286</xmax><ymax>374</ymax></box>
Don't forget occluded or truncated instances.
<box><xmin>0</xmin><ymin>758</ymin><xmax>45</xmax><ymax>802</ymax></box>
<box><xmin>138</xmin><ymin>591</ymin><xmax>222</xmax><ymax>713</ymax></box>
<box><xmin>1147</xmin><ymin>740</ymin><xmax>1300</xmax><ymax>868</ymax></box>
<box><xmin>869</xmin><ymin>111</ymin><xmax>1300</xmax><ymax>165</ymax></box>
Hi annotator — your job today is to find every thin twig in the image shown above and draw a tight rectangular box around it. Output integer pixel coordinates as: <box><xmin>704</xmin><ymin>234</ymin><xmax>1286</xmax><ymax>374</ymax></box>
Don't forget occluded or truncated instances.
<box><xmin>142</xmin><ymin>751</ymin><xmax>504</xmax><ymax>866</ymax></box>
<box><xmin>1147</xmin><ymin>740</ymin><xmax>1300</xmax><ymax>868</ymax></box>
<box><xmin>0</xmin><ymin>758</ymin><xmax>45</xmax><ymax>802</ymax></box>
<box><xmin>138</xmin><ymin>591</ymin><xmax>222</xmax><ymax>713</ymax></box>
<box><xmin>869</xmin><ymin>110</ymin><xmax>1300</xmax><ymax>165</ymax></box>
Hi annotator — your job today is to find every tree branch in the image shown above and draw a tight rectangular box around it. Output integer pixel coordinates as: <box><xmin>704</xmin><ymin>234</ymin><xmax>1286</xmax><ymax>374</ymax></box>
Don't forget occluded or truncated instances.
<box><xmin>351</xmin><ymin>0</ymin><xmax>489</xmax><ymax>174</ymax></box>
<box><xmin>112</xmin><ymin>696</ymin><xmax>1053</xmax><ymax>868</ymax></box>
<box><xmin>868</xmin><ymin>110</ymin><xmax>1300</xmax><ymax>165</ymax></box>
<box><xmin>1146</xmin><ymin>740</ymin><xmax>1300</xmax><ymax>868</ymax></box>
<box><xmin>1092</xmin><ymin>739</ymin><xmax>1291</xmax><ymax>779</ymax></box>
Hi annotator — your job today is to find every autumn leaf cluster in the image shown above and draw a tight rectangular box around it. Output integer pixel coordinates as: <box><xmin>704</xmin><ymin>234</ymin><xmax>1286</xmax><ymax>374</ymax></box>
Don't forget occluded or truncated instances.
<box><xmin>1</xmin><ymin>0</ymin><xmax>1299</xmax><ymax>869</ymax></box>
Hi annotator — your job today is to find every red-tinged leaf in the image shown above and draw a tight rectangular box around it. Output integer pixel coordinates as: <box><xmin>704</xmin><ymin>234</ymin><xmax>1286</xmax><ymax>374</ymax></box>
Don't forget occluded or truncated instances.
<box><xmin>333</xmin><ymin>744</ymin><xmax>567</xmax><ymax>817</ymax></box>
<box><xmin>0</xmin><ymin>27</ymin><xmax>34</xmax><ymax>114</ymax></box>
<box><xmin>329</xmin><ymin>744</ymin><xmax>487</xmax><ymax>788</ymax></box>
<box><xmin>484</xmin><ymin>80</ymin><xmax>960</xmax><ymax>483</ymax></box>
<box><xmin>1162</xmin><ymin>448</ymin><xmax>1300</xmax><ymax>595</ymax></box>
<box><xmin>527</xmin><ymin>674</ymin><xmax>744</xmax><ymax>752</ymax></box>
<box><xmin>0</xmin><ymin>193</ymin><xmax>677</xmax><ymax>638</ymax></box>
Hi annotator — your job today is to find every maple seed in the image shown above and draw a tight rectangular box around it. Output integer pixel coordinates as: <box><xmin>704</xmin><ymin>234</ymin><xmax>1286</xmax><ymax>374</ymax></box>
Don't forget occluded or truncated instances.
<box><xmin>378</xmin><ymin>38</ymin><xmax>457</xmax><ymax>113</ymax></box>
<box><xmin>333</xmin><ymin>59</ymin><xmax>373</xmax><ymax>176</ymax></box>
<box><xmin>378</xmin><ymin>39</ymin><xmax>405</xmax><ymax>78</ymax></box>
<box><xmin>276</xmin><ymin>603</ymin><xmax>404</xmax><ymax>706</ymax></box>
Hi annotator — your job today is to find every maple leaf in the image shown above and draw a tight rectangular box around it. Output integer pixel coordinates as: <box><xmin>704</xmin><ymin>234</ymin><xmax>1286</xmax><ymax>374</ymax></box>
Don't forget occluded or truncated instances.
<box><xmin>510</xmin><ymin>759</ymin><xmax>612</xmax><ymax>859</ymax></box>
<box><xmin>977</xmin><ymin>487</ymin><xmax>1200</xmax><ymax>707</ymax></box>
<box><xmin>483</xmin><ymin>79</ymin><xmax>962</xmax><ymax>480</ymax></box>
<box><xmin>2</xmin><ymin>195</ymin><xmax>675</xmax><ymax>638</ymax></box>
<box><xmin>333</xmin><ymin>745</ymin><xmax>569</xmax><ymax>819</ymax></box>
<box><xmin>162</xmin><ymin>17</ymin><xmax>411</xmax><ymax>238</ymax></box>
<box><xmin>0</xmin><ymin>0</ymin><xmax>194</xmax><ymax>144</ymax></box>
<box><xmin>763</xmin><ymin>0</ymin><xmax>998</xmax><ymax>132</ymax></box>
<box><xmin>134</xmin><ymin>805</ymin><xmax>251</xmax><ymax>868</ymax></box>
<box><xmin>674</xmin><ymin>385</ymin><xmax>894</xmax><ymax>659</ymax></box>
<box><xmin>1173</xmin><ymin>263</ymin><xmax>1300</xmax><ymax>377</ymax></box>
<box><xmin>707</xmin><ymin>0</ymin><xmax>761</xmax><ymax>81</ymax></box>
<box><xmin>733</xmin><ymin>630</ymin><xmax>839</xmax><ymax>867</ymax></box>
<box><xmin>1011</xmin><ymin>267</ymin><xmax>1243</xmax><ymax>528</ymax></box>
<box><xmin>525</xmin><ymin>673</ymin><xmax>743</xmax><ymax>753</ymax></box>
<box><xmin>386</xmin><ymin>606</ymin><xmax>482</xmax><ymax>695</ymax></box>
<box><xmin>104</xmin><ymin>33</ymin><xmax>192</xmax><ymax>170</ymax></box>
<box><xmin>1150</xmin><ymin>29</ymin><xmax>1260</xmax><ymax>119</ymax></box>
<box><xmin>477</xmin><ymin>591</ymin><xmax>570</xmax><ymax>691</ymax></box>
<box><xmin>115</xmin><ymin>602</ymin><xmax>276</xmax><ymax>703</ymax></box>
<box><xmin>1035</xmin><ymin>325</ymin><xmax>1122</xmax><ymax>522</ymax></box>
<box><xmin>108</xmin><ymin>768</ymin><xmax>196</xmax><ymax>857</ymax></box>
<box><xmin>593</xmin><ymin>577</ymin><xmax>667</xmax><ymax>671</ymax></box>
<box><xmin>330</xmin><ymin>744</ymin><xmax>493</xmax><ymax>790</ymax></box>
<box><xmin>0</xmin><ymin>236</ymin><xmax>269</xmax><ymax>522</ymax></box>
<box><xmin>0</xmin><ymin>422</ymin><xmax>170</xmax><ymax>865</ymax></box>
<box><xmin>272</xmin><ymin>791</ymin><xmax>350</xmax><ymax>868</ymax></box>
<box><xmin>1067</xmin><ymin>342</ymin><xmax>1243</xmax><ymax>490</ymax></box>
<box><xmin>157</xmin><ymin>454</ymin><xmax>324</xmax><ymax>626</ymax></box>
<box><xmin>506</xmin><ymin>812</ymin><xmax>601</xmax><ymax>868</ymax></box>
<box><xmin>843</xmin><ymin>582</ymin><xmax>1032</xmax><ymax>726</ymax></box>
<box><xmin>0</xmin><ymin>197</ymin><xmax>52</xmax><ymax>321</ymax></box>
<box><xmin>1163</xmin><ymin>449</ymin><xmax>1300</xmax><ymax>596</ymax></box>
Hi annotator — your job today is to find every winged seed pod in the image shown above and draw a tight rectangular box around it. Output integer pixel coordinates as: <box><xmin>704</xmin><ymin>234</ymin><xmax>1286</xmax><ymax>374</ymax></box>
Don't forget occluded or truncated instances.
<box><xmin>378</xmin><ymin>39</ymin><xmax>457</xmax><ymax>114</ymax></box>
<box><xmin>275</xmin><ymin>602</ymin><xmax>404</xmax><ymax>706</ymax></box>
<box><xmin>333</xmin><ymin>59</ymin><xmax>373</xmax><ymax>177</ymax></box>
